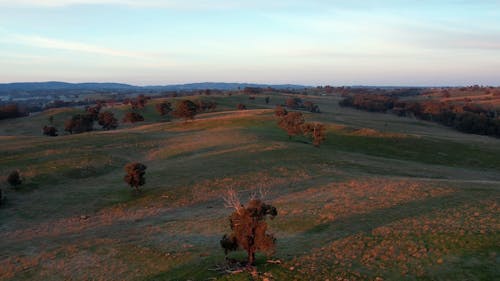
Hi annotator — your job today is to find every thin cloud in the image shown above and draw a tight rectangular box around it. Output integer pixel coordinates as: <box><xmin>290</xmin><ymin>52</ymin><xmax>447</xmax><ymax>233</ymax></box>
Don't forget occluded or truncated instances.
<box><xmin>8</xmin><ymin>34</ymin><xmax>150</xmax><ymax>59</ymax></box>
<box><xmin>0</xmin><ymin>0</ymin><xmax>310</xmax><ymax>9</ymax></box>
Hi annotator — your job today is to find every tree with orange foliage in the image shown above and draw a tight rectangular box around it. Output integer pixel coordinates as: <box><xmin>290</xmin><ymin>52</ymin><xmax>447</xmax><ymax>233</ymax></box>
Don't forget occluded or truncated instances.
<box><xmin>220</xmin><ymin>189</ymin><xmax>277</xmax><ymax>266</ymax></box>
<box><xmin>302</xmin><ymin>122</ymin><xmax>326</xmax><ymax>147</ymax></box>
<box><xmin>274</xmin><ymin>105</ymin><xmax>288</xmax><ymax>117</ymax></box>
<box><xmin>278</xmin><ymin>112</ymin><xmax>305</xmax><ymax>139</ymax></box>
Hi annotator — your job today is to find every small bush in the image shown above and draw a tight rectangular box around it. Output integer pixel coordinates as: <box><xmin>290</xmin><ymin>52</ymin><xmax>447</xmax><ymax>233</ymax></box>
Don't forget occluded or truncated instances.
<box><xmin>155</xmin><ymin>102</ymin><xmax>172</xmax><ymax>116</ymax></box>
<box><xmin>42</xmin><ymin>125</ymin><xmax>58</xmax><ymax>136</ymax></box>
<box><xmin>124</xmin><ymin>162</ymin><xmax>147</xmax><ymax>191</ymax></box>
<box><xmin>122</xmin><ymin>112</ymin><xmax>144</xmax><ymax>123</ymax></box>
<box><xmin>7</xmin><ymin>170</ymin><xmax>22</xmax><ymax>188</ymax></box>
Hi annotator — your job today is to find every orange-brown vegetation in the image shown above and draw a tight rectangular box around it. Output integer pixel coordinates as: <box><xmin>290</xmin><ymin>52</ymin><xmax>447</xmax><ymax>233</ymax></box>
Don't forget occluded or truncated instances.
<box><xmin>124</xmin><ymin>162</ymin><xmax>147</xmax><ymax>191</ymax></box>
<box><xmin>221</xmin><ymin>189</ymin><xmax>278</xmax><ymax>265</ymax></box>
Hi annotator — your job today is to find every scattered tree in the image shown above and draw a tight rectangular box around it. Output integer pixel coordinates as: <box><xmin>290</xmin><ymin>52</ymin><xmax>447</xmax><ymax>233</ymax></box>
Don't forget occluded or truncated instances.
<box><xmin>124</xmin><ymin>162</ymin><xmax>147</xmax><ymax>192</ymax></box>
<box><xmin>48</xmin><ymin>115</ymin><xmax>54</xmax><ymax>124</ymax></box>
<box><xmin>155</xmin><ymin>102</ymin><xmax>172</xmax><ymax>116</ymax></box>
<box><xmin>274</xmin><ymin>105</ymin><xmax>288</xmax><ymax>117</ymax></box>
<box><xmin>122</xmin><ymin>112</ymin><xmax>144</xmax><ymax>123</ymax></box>
<box><xmin>302</xmin><ymin>122</ymin><xmax>326</xmax><ymax>147</ymax></box>
<box><xmin>265</xmin><ymin>96</ymin><xmax>270</xmax><ymax>104</ymax></box>
<box><xmin>304</xmin><ymin>101</ymin><xmax>321</xmax><ymax>113</ymax></box>
<box><xmin>243</xmin><ymin>87</ymin><xmax>263</xmax><ymax>95</ymax></box>
<box><xmin>98</xmin><ymin>111</ymin><xmax>118</xmax><ymax>130</ymax></box>
<box><xmin>173</xmin><ymin>100</ymin><xmax>199</xmax><ymax>121</ymax></box>
<box><xmin>197</xmin><ymin>100</ymin><xmax>217</xmax><ymax>112</ymax></box>
<box><xmin>85</xmin><ymin>104</ymin><xmax>102</xmax><ymax>120</ymax></box>
<box><xmin>64</xmin><ymin>114</ymin><xmax>94</xmax><ymax>134</ymax></box>
<box><xmin>7</xmin><ymin>170</ymin><xmax>22</xmax><ymax>188</ymax></box>
<box><xmin>220</xmin><ymin>188</ymin><xmax>277</xmax><ymax>266</ymax></box>
<box><xmin>130</xmin><ymin>94</ymin><xmax>149</xmax><ymax>110</ymax></box>
<box><xmin>285</xmin><ymin>97</ymin><xmax>303</xmax><ymax>109</ymax></box>
<box><xmin>42</xmin><ymin>125</ymin><xmax>58</xmax><ymax>136</ymax></box>
<box><xmin>278</xmin><ymin>112</ymin><xmax>305</xmax><ymax>139</ymax></box>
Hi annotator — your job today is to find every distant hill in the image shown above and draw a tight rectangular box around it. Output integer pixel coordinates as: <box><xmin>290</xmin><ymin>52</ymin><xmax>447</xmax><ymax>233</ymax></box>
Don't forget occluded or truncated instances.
<box><xmin>0</xmin><ymin>81</ymin><xmax>309</xmax><ymax>95</ymax></box>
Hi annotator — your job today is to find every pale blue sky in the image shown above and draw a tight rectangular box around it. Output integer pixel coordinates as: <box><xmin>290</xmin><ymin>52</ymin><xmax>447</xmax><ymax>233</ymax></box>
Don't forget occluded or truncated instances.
<box><xmin>0</xmin><ymin>0</ymin><xmax>499</xmax><ymax>86</ymax></box>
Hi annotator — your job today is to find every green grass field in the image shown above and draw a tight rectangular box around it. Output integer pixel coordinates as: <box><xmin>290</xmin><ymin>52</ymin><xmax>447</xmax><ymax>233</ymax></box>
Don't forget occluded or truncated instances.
<box><xmin>0</xmin><ymin>93</ymin><xmax>499</xmax><ymax>281</ymax></box>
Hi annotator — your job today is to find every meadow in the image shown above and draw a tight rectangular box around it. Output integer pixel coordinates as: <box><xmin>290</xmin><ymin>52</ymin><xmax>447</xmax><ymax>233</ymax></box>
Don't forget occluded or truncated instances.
<box><xmin>0</xmin><ymin>93</ymin><xmax>499</xmax><ymax>281</ymax></box>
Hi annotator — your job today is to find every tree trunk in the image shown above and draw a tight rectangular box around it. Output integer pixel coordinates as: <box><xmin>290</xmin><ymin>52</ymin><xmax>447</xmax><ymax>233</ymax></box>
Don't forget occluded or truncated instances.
<box><xmin>247</xmin><ymin>249</ymin><xmax>255</xmax><ymax>266</ymax></box>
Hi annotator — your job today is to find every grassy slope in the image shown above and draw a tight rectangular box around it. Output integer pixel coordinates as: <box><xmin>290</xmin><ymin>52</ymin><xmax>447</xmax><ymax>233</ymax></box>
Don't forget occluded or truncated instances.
<box><xmin>0</xmin><ymin>94</ymin><xmax>499</xmax><ymax>281</ymax></box>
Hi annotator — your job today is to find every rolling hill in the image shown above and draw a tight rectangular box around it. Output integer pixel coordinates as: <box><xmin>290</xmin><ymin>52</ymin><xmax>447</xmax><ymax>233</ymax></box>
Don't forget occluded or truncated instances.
<box><xmin>0</xmin><ymin>93</ymin><xmax>498</xmax><ymax>280</ymax></box>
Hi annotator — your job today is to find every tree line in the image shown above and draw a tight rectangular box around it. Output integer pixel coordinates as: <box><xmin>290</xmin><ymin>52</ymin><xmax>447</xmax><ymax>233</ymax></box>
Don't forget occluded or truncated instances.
<box><xmin>340</xmin><ymin>94</ymin><xmax>500</xmax><ymax>137</ymax></box>
<box><xmin>42</xmin><ymin>97</ymin><xmax>218</xmax><ymax>136</ymax></box>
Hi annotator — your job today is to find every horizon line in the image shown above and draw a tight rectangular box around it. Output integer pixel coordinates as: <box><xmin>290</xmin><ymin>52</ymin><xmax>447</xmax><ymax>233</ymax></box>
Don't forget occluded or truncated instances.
<box><xmin>1</xmin><ymin>80</ymin><xmax>498</xmax><ymax>88</ymax></box>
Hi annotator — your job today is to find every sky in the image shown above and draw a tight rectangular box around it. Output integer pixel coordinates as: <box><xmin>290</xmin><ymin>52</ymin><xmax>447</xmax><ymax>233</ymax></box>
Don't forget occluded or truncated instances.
<box><xmin>0</xmin><ymin>0</ymin><xmax>499</xmax><ymax>86</ymax></box>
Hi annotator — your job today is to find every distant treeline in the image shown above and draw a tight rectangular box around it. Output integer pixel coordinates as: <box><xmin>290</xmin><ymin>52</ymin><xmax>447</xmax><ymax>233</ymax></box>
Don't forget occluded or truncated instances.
<box><xmin>0</xmin><ymin>104</ymin><xmax>28</xmax><ymax>120</ymax></box>
<box><xmin>339</xmin><ymin>94</ymin><xmax>500</xmax><ymax>137</ymax></box>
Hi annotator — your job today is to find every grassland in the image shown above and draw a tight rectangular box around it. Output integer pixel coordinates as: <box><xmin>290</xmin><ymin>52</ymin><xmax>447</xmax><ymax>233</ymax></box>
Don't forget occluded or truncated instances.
<box><xmin>0</xmin><ymin>93</ymin><xmax>499</xmax><ymax>281</ymax></box>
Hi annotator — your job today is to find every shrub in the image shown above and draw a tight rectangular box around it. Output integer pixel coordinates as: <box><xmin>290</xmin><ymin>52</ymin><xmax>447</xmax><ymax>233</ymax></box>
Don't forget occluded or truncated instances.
<box><xmin>302</xmin><ymin>122</ymin><xmax>326</xmax><ymax>147</ymax></box>
<box><xmin>304</xmin><ymin>101</ymin><xmax>321</xmax><ymax>113</ymax></box>
<box><xmin>42</xmin><ymin>125</ymin><xmax>58</xmax><ymax>136</ymax></box>
<box><xmin>197</xmin><ymin>100</ymin><xmax>217</xmax><ymax>112</ymax></box>
<box><xmin>124</xmin><ymin>162</ymin><xmax>147</xmax><ymax>191</ymax></box>
<box><xmin>237</xmin><ymin>103</ymin><xmax>247</xmax><ymax>110</ymax></box>
<box><xmin>64</xmin><ymin>114</ymin><xmax>94</xmax><ymax>134</ymax></box>
<box><xmin>285</xmin><ymin>97</ymin><xmax>302</xmax><ymax>109</ymax></box>
<box><xmin>155</xmin><ymin>102</ymin><xmax>172</xmax><ymax>116</ymax></box>
<box><xmin>122</xmin><ymin>112</ymin><xmax>144</xmax><ymax>123</ymax></box>
<box><xmin>274</xmin><ymin>105</ymin><xmax>288</xmax><ymax>117</ymax></box>
<box><xmin>85</xmin><ymin>105</ymin><xmax>102</xmax><ymax>120</ymax></box>
<box><xmin>220</xmin><ymin>189</ymin><xmax>277</xmax><ymax>265</ymax></box>
<box><xmin>7</xmin><ymin>170</ymin><xmax>22</xmax><ymax>188</ymax></box>
<box><xmin>173</xmin><ymin>100</ymin><xmax>199</xmax><ymax>121</ymax></box>
<box><xmin>98</xmin><ymin>111</ymin><xmax>118</xmax><ymax>130</ymax></box>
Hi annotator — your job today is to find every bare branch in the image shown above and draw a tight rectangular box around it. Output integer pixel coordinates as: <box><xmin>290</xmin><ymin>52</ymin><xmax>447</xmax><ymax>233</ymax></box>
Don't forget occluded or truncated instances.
<box><xmin>223</xmin><ymin>188</ymin><xmax>242</xmax><ymax>213</ymax></box>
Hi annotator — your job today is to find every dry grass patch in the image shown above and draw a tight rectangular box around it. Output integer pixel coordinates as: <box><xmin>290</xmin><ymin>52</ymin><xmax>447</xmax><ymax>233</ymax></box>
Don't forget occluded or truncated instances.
<box><xmin>292</xmin><ymin>200</ymin><xmax>499</xmax><ymax>280</ymax></box>
<box><xmin>274</xmin><ymin>179</ymin><xmax>454</xmax><ymax>230</ymax></box>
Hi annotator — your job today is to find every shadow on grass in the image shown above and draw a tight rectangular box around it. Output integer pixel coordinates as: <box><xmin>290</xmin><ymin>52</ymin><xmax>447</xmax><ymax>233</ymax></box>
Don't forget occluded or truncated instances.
<box><xmin>279</xmin><ymin>188</ymin><xmax>491</xmax><ymax>256</ymax></box>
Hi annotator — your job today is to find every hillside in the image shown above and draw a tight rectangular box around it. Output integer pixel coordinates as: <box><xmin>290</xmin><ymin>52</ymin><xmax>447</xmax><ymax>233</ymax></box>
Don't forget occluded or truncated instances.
<box><xmin>0</xmin><ymin>93</ymin><xmax>499</xmax><ymax>281</ymax></box>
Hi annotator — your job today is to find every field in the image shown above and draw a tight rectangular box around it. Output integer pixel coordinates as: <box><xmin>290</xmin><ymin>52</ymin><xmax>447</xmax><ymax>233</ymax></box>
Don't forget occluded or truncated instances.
<box><xmin>0</xmin><ymin>93</ymin><xmax>499</xmax><ymax>281</ymax></box>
